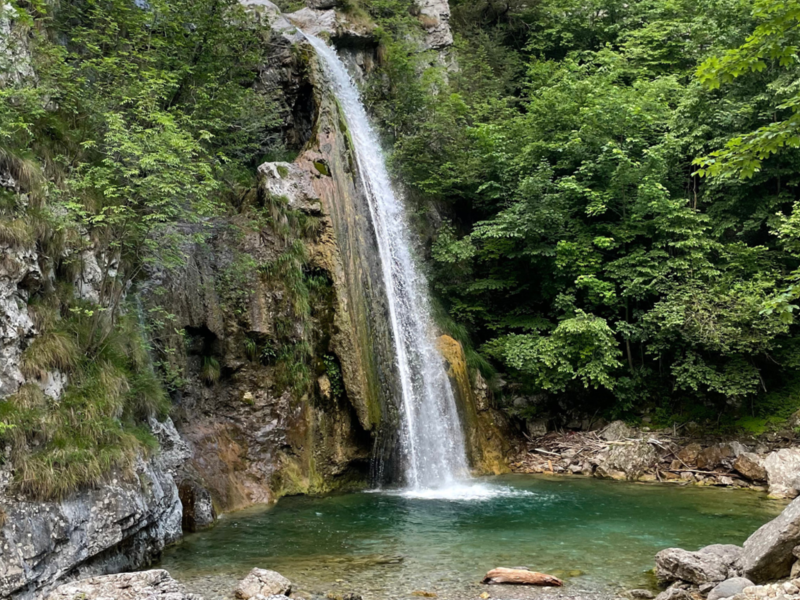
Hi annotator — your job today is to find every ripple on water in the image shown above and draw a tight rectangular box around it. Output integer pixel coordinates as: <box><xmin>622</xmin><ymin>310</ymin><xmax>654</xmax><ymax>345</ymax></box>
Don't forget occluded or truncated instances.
<box><xmin>157</xmin><ymin>475</ymin><xmax>786</xmax><ymax>600</ymax></box>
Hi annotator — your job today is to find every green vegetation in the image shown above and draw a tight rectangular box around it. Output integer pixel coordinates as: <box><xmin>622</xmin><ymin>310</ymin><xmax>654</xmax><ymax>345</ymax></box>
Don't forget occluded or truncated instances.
<box><xmin>361</xmin><ymin>0</ymin><xmax>800</xmax><ymax>427</ymax></box>
<box><xmin>0</xmin><ymin>0</ymin><xmax>283</xmax><ymax>498</ymax></box>
<box><xmin>0</xmin><ymin>309</ymin><xmax>168</xmax><ymax>500</ymax></box>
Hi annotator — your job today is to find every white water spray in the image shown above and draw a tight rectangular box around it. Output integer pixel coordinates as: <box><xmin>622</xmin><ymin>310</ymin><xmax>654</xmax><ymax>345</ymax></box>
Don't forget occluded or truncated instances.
<box><xmin>304</xmin><ymin>34</ymin><xmax>471</xmax><ymax>493</ymax></box>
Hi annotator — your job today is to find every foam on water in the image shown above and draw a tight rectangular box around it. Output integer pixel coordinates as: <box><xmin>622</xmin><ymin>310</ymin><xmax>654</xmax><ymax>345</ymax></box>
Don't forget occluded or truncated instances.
<box><xmin>390</xmin><ymin>482</ymin><xmax>535</xmax><ymax>501</ymax></box>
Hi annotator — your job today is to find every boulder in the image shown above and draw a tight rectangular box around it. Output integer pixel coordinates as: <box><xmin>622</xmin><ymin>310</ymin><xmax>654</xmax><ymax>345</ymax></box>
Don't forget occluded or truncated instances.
<box><xmin>45</xmin><ymin>570</ymin><xmax>202</xmax><ymax>600</ymax></box>
<box><xmin>235</xmin><ymin>569</ymin><xmax>292</xmax><ymax>599</ymax></box>
<box><xmin>603</xmin><ymin>440</ymin><xmax>658</xmax><ymax>480</ymax></box>
<box><xmin>707</xmin><ymin>577</ymin><xmax>754</xmax><ymax>600</ymax></box>
<box><xmin>677</xmin><ymin>443</ymin><xmax>702</xmax><ymax>465</ymax></box>
<box><xmin>654</xmin><ymin>586</ymin><xmax>693</xmax><ymax>600</ymax></box>
<box><xmin>600</xmin><ymin>420</ymin><xmax>633</xmax><ymax>441</ymax></box>
<box><xmin>764</xmin><ymin>449</ymin><xmax>800</xmax><ymax>498</ymax></box>
<box><xmin>526</xmin><ymin>419</ymin><xmax>547</xmax><ymax>437</ymax></box>
<box><xmin>655</xmin><ymin>545</ymin><xmax>741</xmax><ymax>585</ymax></box>
<box><xmin>178</xmin><ymin>480</ymin><xmax>216</xmax><ymax>532</ymax></box>
<box><xmin>742</xmin><ymin>495</ymin><xmax>800</xmax><ymax>582</ymax></box>
<box><xmin>696</xmin><ymin>444</ymin><xmax>736</xmax><ymax>470</ymax></box>
<box><xmin>734</xmin><ymin>453</ymin><xmax>767</xmax><ymax>482</ymax></box>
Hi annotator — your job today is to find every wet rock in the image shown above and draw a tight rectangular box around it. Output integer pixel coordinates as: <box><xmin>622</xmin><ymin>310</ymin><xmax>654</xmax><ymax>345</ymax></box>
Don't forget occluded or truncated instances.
<box><xmin>708</xmin><ymin>578</ymin><xmax>754</xmax><ymax>600</ymax></box>
<box><xmin>45</xmin><ymin>570</ymin><xmax>202</xmax><ymax>600</ymax></box>
<box><xmin>235</xmin><ymin>569</ymin><xmax>292</xmax><ymax>599</ymax></box>
<box><xmin>286</xmin><ymin>7</ymin><xmax>376</xmax><ymax>47</ymax></box>
<box><xmin>600</xmin><ymin>420</ymin><xmax>633</xmax><ymax>441</ymax></box>
<box><xmin>595</xmin><ymin>464</ymin><xmax>627</xmax><ymax>480</ymax></box>
<box><xmin>482</xmin><ymin>568</ymin><xmax>563</xmax><ymax>586</ymax></box>
<box><xmin>764</xmin><ymin>448</ymin><xmax>800</xmax><ymax>498</ymax></box>
<box><xmin>179</xmin><ymin>480</ymin><xmax>216</xmax><ymax>532</ymax></box>
<box><xmin>742</xmin><ymin>495</ymin><xmax>800</xmax><ymax>582</ymax></box>
<box><xmin>629</xmin><ymin>589</ymin><xmax>655</xmax><ymax>599</ymax></box>
<box><xmin>655</xmin><ymin>545</ymin><xmax>741</xmax><ymax>585</ymax></box>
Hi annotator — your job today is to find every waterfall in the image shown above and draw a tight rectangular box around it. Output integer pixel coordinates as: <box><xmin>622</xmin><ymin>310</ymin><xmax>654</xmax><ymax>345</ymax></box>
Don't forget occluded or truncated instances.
<box><xmin>304</xmin><ymin>34</ymin><xmax>470</xmax><ymax>492</ymax></box>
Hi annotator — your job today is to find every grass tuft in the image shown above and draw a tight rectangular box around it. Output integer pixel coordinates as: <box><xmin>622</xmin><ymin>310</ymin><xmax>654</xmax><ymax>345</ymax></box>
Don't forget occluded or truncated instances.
<box><xmin>20</xmin><ymin>330</ymin><xmax>79</xmax><ymax>380</ymax></box>
<box><xmin>1</xmin><ymin>308</ymin><xmax>170</xmax><ymax>501</ymax></box>
<box><xmin>0</xmin><ymin>218</ymin><xmax>34</xmax><ymax>248</ymax></box>
<box><xmin>201</xmin><ymin>356</ymin><xmax>221</xmax><ymax>385</ymax></box>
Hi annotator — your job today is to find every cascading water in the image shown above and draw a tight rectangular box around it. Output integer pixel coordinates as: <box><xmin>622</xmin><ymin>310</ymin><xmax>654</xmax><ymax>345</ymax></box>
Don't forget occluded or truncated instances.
<box><xmin>304</xmin><ymin>34</ymin><xmax>470</xmax><ymax>493</ymax></box>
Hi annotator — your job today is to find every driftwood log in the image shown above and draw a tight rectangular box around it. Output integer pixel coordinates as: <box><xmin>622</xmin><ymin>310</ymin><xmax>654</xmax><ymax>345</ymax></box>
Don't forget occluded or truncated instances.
<box><xmin>482</xmin><ymin>568</ymin><xmax>563</xmax><ymax>586</ymax></box>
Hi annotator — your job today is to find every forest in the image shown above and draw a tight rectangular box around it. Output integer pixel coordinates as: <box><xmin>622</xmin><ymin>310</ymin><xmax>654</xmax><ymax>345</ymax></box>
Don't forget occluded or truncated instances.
<box><xmin>368</xmin><ymin>0</ymin><xmax>800</xmax><ymax>430</ymax></box>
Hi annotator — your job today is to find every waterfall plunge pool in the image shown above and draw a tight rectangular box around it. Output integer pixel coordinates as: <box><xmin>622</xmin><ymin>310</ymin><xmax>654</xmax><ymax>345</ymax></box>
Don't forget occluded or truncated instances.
<box><xmin>157</xmin><ymin>475</ymin><xmax>785</xmax><ymax>600</ymax></box>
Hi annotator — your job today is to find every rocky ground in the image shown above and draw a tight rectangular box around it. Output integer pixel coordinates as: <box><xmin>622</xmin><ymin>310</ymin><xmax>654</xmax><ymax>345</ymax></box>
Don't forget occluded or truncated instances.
<box><xmin>511</xmin><ymin>420</ymin><xmax>800</xmax><ymax>498</ymax></box>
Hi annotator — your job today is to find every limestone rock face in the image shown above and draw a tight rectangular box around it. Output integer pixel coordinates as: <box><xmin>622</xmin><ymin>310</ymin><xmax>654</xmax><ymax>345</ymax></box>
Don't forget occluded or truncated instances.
<box><xmin>0</xmin><ymin>242</ymin><xmax>39</xmax><ymax>398</ymax></box>
<box><xmin>415</xmin><ymin>0</ymin><xmax>453</xmax><ymax>49</ymax></box>
<box><xmin>655</xmin><ymin>545</ymin><xmax>742</xmax><ymax>585</ymax></box>
<box><xmin>235</xmin><ymin>569</ymin><xmax>291</xmax><ymax>599</ymax></box>
<box><xmin>0</xmin><ymin>456</ymin><xmax>182</xmax><ymax>600</ymax></box>
<box><xmin>764</xmin><ymin>448</ymin><xmax>800</xmax><ymax>498</ymax></box>
<box><xmin>0</xmin><ymin>3</ymin><xmax>35</xmax><ymax>87</ymax></box>
<box><xmin>44</xmin><ymin>570</ymin><xmax>202</xmax><ymax>600</ymax></box>
<box><xmin>742</xmin><ymin>495</ymin><xmax>800</xmax><ymax>582</ymax></box>
<box><xmin>436</xmin><ymin>335</ymin><xmax>512</xmax><ymax>475</ymax></box>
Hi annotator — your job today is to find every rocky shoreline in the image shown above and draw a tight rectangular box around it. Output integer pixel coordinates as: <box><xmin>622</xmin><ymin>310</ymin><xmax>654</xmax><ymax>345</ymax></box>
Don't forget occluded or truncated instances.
<box><xmin>511</xmin><ymin>420</ymin><xmax>800</xmax><ymax>498</ymax></box>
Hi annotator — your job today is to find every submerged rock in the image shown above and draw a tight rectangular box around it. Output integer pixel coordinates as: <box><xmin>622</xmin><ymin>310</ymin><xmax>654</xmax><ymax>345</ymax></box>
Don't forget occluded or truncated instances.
<box><xmin>482</xmin><ymin>567</ymin><xmax>563</xmax><ymax>586</ymax></box>
<box><xmin>45</xmin><ymin>570</ymin><xmax>202</xmax><ymax>600</ymax></box>
<box><xmin>235</xmin><ymin>569</ymin><xmax>292</xmax><ymax>599</ymax></box>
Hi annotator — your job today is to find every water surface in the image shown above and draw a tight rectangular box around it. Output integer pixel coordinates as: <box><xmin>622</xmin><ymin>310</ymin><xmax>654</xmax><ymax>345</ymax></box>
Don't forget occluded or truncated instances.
<box><xmin>159</xmin><ymin>475</ymin><xmax>784</xmax><ymax>600</ymax></box>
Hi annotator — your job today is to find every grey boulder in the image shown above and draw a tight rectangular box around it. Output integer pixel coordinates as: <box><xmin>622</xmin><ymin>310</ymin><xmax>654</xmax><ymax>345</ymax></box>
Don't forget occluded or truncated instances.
<box><xmin>45</xmin><ymin>570</ymin><xmax>202</xmax><ymax>600</ymax></box>
<box><xmin>655</xmin><ymin>544</ymin><xmax>741</xmax><ymax>584</ymax></box>
<box><xmin>654</xmin><ymin>586</ymin><xmax>693</xmax><ymax>600</ymax></box>
<box><xmin>235</xmin><ymin>569</ymin><xmax>292</xmax><ymax>599</ymax></box>
<box><xmin>707</xmin><ymin>577</ymin><xmax>754</xmax><ymax>600</ymax></box>
<box><xmin>742</xmin><ymin>495</ymin><xmax>800</xmax><ymax>582</ymax></box>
